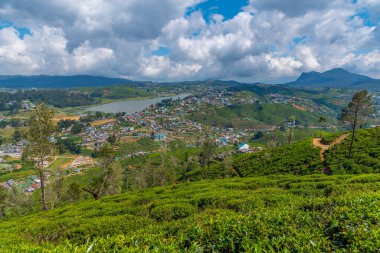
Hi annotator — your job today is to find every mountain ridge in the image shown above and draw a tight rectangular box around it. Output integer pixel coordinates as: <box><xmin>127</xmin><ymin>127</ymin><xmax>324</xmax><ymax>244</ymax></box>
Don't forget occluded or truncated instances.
<box><xmin>0</xmin><ymin>75</ymin><xmax>144</xmax><ymax>88</ymax></box>
<box><xmin>0</xmin><ymin>68</ymin><xmax>379</xmax><ymax>91</ymax></box>
<box><xmin>288</xmin><ymin>68</ymin><xmax>380</xmax><ymax>90</ymax></box>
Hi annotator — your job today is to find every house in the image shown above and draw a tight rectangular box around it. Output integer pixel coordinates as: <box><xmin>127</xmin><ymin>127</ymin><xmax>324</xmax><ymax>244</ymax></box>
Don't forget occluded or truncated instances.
<box><xmin>0</xmin><ymin>113</ymin><xmax>3</xmax><ymax>121</ymax></box>
<box><xmin>153</xmin><ymin>133</ymin><xmax>167</xmax><ymax>141</ymax></box>
<box><xmin>238</xmin><ymin>142</ymin><xmax>250</xmax><ymax>152</ymax></box>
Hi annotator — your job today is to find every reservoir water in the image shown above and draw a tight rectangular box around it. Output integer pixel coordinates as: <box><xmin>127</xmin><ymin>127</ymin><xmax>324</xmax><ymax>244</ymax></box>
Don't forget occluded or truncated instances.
<box><xmin>85</xmin><ymin>94</ymin><xmax>190</xmax><ymax>113</ymax></box>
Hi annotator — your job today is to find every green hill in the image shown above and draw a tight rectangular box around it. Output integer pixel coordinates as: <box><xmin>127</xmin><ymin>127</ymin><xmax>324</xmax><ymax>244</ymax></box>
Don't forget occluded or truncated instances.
<box><xmin>325</xmin><ymin>127</ymin><xmax>380</xmax><ymax>174</ymax></box>
<box><xmin>189</xmin><ymin>103</ymin><xmax>325</xmax><ymax>129</ymax></box>
<box><xmin>233</xmin><ymin>128</ymin><xmax>379</xmax><ymax>177</ymax></box>
<box><xmin>233</xmin><ymin>139</ymin><xmax>322</xmax><ymax>176</ymax></box>
<box><xmin>1</xmin><ymin>174</ymin><xmax>380</xmax><ymax>252</ymax></box>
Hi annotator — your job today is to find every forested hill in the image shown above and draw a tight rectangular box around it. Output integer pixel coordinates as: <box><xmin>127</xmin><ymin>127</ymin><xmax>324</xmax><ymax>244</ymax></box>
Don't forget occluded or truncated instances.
<box><xmin>0</xmin><ymin>75</ymin><xmax>144</xmax><ymax>88</ymax></box>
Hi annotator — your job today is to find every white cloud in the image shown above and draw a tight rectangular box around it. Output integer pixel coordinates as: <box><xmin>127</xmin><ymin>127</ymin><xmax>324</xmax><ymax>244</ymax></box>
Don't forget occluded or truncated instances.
<box><xmin>0</xmin><ymin>0</ymin><xmax>379</xmax><ymax>82</ymax></box>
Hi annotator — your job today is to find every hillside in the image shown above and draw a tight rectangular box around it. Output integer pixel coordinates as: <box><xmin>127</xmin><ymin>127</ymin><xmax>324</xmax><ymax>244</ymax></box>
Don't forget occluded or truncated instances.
<box><xmin>0</xmin><ymin>75</ymin><xmax>144</xmax><ymax>89</ymax></box>
<box><xmin>189</xmin><ymin>103</ymin><xmax>326</xmax><ymax>129</ymax></box>
<box><xmin>0</xmin><ymin>173</ymin><xmax>380</xmax><ymax>252</ymax></box>
<box><xmin>234</xmin><ymin>128</ymin><xmax>379</xmax><ymax>177</ymax></box>
<box><xmin>233</xmin><ymin>139</ymin><xmax>322</xmax><ymax>176</ymax></box>
<box><xmin>288</xmin><ymin>68</ymin><xmax>380</xmax><ymax>91</ymax></box>
<box><xmin>325</xmin><ymin>127</ymin><xmax>380</xmax><ymax>174</ymax></box>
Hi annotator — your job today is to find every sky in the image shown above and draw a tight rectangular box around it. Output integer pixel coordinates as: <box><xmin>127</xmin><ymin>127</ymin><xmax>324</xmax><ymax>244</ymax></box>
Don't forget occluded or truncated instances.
<box><xmin>0</xmin><ymin>0</ymin><xmax>380</xmax><ymax>83</ymax></box>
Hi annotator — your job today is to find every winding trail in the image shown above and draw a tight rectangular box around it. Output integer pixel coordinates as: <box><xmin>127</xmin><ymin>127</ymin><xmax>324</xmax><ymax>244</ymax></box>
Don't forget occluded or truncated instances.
<box><xmin>312</xmin><ymin>133</ymin><xmax>350</xmax><ymax>174</ymax></box>
<box><xmin>313</xmin><ymin>133</ymin><xmax>350</xmax><ymax>161</ymax></box>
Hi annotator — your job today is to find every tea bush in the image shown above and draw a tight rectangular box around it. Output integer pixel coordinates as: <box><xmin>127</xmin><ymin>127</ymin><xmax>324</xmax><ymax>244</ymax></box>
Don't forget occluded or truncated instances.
<box><xmin>0</xmin><ymin>174</ymin><xmax>380</xmax><ymax>252</ymax></box>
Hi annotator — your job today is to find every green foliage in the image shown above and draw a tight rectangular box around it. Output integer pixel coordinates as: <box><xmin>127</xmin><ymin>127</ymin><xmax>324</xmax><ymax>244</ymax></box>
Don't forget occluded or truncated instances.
<box><xmin>107</xmin><ymin>134</ymin><xmax>117</xmax><ymax>144</ymax></box>
<box><xmin>89</xmin><ymin>85</ymin><xmax>152</xmax><ymax>99</ymax></box>
<box><xmin>70</xmin><ymin>122</ymin><xmax>85</xmax><ymax>134</ymax></box>
<box><xmin>1</xmin><ymin>174</ymin><xmax>380</xmax><ymax>251</ymax></box>
<box><xmin>190</xmin><ymin>103</ymin><xmax>326</xmax><ymax>128</ymax></box>
<box><xmin>150</xmin><ymin>203</ymin><xmax>196</xmax><ymax>221</ymax></box>
<box><xmin>325</xmin><ymin>127</ymin><xmax>380</xmax><ymax>174</ymax></box>
<box><xmin>0</xmin><ymin>90</ymin><xmax>95</xmax><ymax>110</ymax></box>
<box><xmin>233</xmin><ymin>139</ymin><xmax>322</xmax><ymax>176</ymax></box>
<box><xmin>56</xmin><ymin>137</ymin><xmax>81</xmax><ymax>154</ymax></box>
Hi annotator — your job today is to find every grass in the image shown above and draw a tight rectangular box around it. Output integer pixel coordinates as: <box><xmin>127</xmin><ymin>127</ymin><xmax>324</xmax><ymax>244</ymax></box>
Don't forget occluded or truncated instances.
<box><xmin>90</xmin><ymin>119</ymin><xmax>116</xmax><ymax>126</ymax></box>
<box><xmin>48</xmin><ymin>156</ymin><xmax>76</xmax><ymax>170</ymax></box>
<box><xmin>0</xmin><ymin>127</ymin><xmax>15</xmax><ymax>139</ymax></box>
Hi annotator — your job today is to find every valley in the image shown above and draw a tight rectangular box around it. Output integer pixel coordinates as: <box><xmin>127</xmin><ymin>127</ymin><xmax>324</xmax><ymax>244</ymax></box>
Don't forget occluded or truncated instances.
<box><xmin>0</xmin><ymin>73</ymin><xmax>378</xmax><ymax>252</ymax></box>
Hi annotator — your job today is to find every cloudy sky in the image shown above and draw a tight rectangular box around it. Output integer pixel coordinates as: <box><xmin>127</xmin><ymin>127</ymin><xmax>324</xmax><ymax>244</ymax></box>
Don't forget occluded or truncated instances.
<box><xmin>0</xmin><ymin>0</ymin><xmax>379</xmax><ymax>83</ymax></box>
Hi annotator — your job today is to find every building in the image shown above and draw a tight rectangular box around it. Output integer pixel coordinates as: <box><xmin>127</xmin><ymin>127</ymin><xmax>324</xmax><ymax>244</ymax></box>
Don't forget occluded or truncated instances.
<box><xmin>153</xmin><ymin>133</ymin><xmax>167</xmax><ymax>141</ymax></box>
<box><xmin>238</xmin><ymin>142</ymin><xmax>250</xmax><ymax>152</ymax></box>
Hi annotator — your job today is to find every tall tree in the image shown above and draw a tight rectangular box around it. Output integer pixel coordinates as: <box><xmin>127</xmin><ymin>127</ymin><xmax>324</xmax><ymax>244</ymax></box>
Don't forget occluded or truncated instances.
<box><xmin>200</xmin><ymin>138</ymin><xmax>216</xmax><ymax>167</ymax></box>
<box><xmin>66</xmin><ymin>182</ymin><xmax>82</xmax><ymax>202</ymax></box>
<box><xmin>13</xmin><ymin>128</ymin><xmax>22</xmax><ymax>142</ymax></box>
<box><xmin>339</xmin><ymin>90</ymin><xmax>374</xmax><ymax>159</ymax></box>
<box><xmin>287</xmin><ymin>115</ymin><xmax>296</xmax><ymax>144</ymax></box>
<box><xmin>23</xmin><ymin>103</ymin><xmax>56</xmax><ymax>211</ymax></box>
<box><xmin>82</xmin><ymin>143</ymin><xmax>118</xmax><ymax>200</ymax></box>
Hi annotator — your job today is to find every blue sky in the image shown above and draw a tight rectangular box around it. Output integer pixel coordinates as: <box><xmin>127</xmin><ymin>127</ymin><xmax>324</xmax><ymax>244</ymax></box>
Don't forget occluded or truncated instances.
<box><xmin>0</xmin><ymin>19</ymin><xmax>31</xmax><ymax>39</ymax></box>
<box><xmin>0</xmin><ymin>0</ymin><xmax>379</xmax><ymax>82</ymax></box>
<box><xmin>187</xmin><ymin>0</ymin><xmax>249</xmax><ymax>23</ymax></box>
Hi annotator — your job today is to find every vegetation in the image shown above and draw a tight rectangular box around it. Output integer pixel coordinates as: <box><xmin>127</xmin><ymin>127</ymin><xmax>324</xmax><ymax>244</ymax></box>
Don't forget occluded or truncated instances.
<box><xmin>233</xmin><ymin>139</ymin><xmax>322</xmax><ymax>176</ymax></box>
<box><xmin>339</xmin><ymin>90</ymin><xmax>375</xmax><ymax>158</ymax></box>
<box><xmin>189</xmin><ymin>103</ymin><xmax>327</xmax><ymax>128</ymax></box>
<box><xmin>0</xmin><ymin>90</ymin><xmax>95</xmax><ymax>110</ymax></box>
<box><xmin>325</xmin><ymin>127</ymin><xmax>380</xmax><ymax>174</ymax></box>
<box><xmin>0</xmin><ymin>174</ymin><xmax>380</xmax><ymax>251</ymax></box>
<box><xmin>0</xmin><ymin>83</ymin><xmax>378</xmax><ymax>252</ymax></box>
<box><xmin>23</xmin><ymin>103</ymin><xmax>56</xmax><ymax>211</ymax></box>
<box><xmin>82</xmin><ymin>143</ymin><xmax>121</xmax><ymax>200</ymax></box>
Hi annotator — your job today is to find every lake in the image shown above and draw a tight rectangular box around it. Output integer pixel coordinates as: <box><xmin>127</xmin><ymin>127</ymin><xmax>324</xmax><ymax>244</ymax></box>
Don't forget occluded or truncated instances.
<box><xmin>85</xmin><ymin>94</ymin><xmax>191</xmax><ymax>113</ymax></box>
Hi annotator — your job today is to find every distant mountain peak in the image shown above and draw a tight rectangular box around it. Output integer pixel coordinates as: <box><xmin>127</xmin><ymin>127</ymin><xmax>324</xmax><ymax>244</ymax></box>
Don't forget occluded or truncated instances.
<box><xmin>324</xmin><ymin>68</ymin><xmax>349</xmax><ymax>74</ymax></box>
<box><xmin>289</xmin><ymin>68</ymin><xmax>379</xmax><ymax>91</ymax></box>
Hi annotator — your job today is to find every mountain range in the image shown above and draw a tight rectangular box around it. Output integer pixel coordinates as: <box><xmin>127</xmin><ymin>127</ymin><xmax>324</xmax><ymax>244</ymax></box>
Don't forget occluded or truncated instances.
<box><xmin>0</xmin><ymin>68</ymin><xmax>378</xmax><ymax>91</ymax></box>
<box><xmin>287</xmin><ymin>68</ymin><xmax>380</xmax><ymax>91</ymax></box>
<box><xmin>0</xmin><ymin>75</ymin><xmax>143</xmax><ymax>89</ymax></box>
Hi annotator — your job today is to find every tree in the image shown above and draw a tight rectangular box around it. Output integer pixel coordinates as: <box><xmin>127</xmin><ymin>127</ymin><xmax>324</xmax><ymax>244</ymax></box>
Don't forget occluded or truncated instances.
<box><xmin>95</xmin><ymin>111</ymin><xmax>103</xmax><ymax>119</ymax></box>
<box><xmin>53</xmin><ymin>168</ymin><xmax>65</xmax><ymax>204</ymax></box>
<box><xmin>66</xmin><ymin>182</ymin><xmax>82</xmax><ymax>202</ymax></box>
<box><xmin>0</xmin><ymin>136</ymin><xmax>3</xmax><ymax>146</ymax></box>
<box><xmin>71</xmin><ymin>122</ymin><xmax>84</xmax><ymax>134</ymax></box>
<box><xmin>253</xmin><ymin>131</ymin><xmax>264</xmax><ymax>140</ymax></box>
<box><xmin>318</xmin><ymin>116</ymin><xmax>327</xmax><ymax>129</ymax></box>
<box><xmin>287</xmin><ymin>116</ymin><xmax>296</xmax><ymax>144</ymax></box>
<box><xmin>107</xmin><ymin>134</ymin><xmax>117</xmax><ymax>144</ymax></box>
<box><xmin>13</xmin><ymin>128</ymin><xmax>22</xmax><ymax>142</ymax></box>
<box><xmin>82</xmin><ymin>143</ymin><xmax>118</xmax><ymax>200</ymax></box>
<box><xmin>0</xmin><ymin>185</ymin><xmax>8</xmax><ymax>218</ymax></box>
<box><xmin>23</xmin><ymin>103</ymin><xmax>56</xmax><ymax>211</ymax></box>
<box><xmin>339</xmin><ymin>90</ymin><xmax>374</xmax><ymax>159</ymax></box>
<box><xmin>200</xmin><ymin>138</ymin><xmax>216</xmax><ymax>167</ymax></box>
<box><xmin>318</xmin><ymin>116</ymin><xmax>326</xmax><ymax>124</ymax></box>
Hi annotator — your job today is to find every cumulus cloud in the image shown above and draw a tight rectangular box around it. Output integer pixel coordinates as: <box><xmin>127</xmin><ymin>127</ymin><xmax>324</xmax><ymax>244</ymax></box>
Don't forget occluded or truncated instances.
<box><xmin>0</xmin><ymin>0</ymin><xmax>379</xmax><ymax>82</ymax></box>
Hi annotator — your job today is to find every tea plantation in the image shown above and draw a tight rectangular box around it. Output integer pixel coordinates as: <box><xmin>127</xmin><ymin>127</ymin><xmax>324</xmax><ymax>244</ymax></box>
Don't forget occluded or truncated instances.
<box><xmin>325</xmin><ymin>127</ymin><xmax>380</xmax><ymax>174</ymax></box>
<box><xmin>0</xmin><ymin>173</ymin><xmax>380</xmax><ymax>252</ymax></box>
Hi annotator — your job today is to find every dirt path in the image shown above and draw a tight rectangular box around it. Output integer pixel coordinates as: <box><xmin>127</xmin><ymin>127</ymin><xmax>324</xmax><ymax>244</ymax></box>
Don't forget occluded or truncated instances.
<box><xmin>313</xmin><ymin>133</ymin><xmax>350</xmax><ymax>161</ymax></box>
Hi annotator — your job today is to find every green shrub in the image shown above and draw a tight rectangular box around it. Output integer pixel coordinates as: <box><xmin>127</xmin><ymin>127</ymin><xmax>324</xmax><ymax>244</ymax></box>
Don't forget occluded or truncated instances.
<box><xmin>150</xmin><ymin>203</ymin><xmax>197</xmax><ymax>221</ymax></box>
